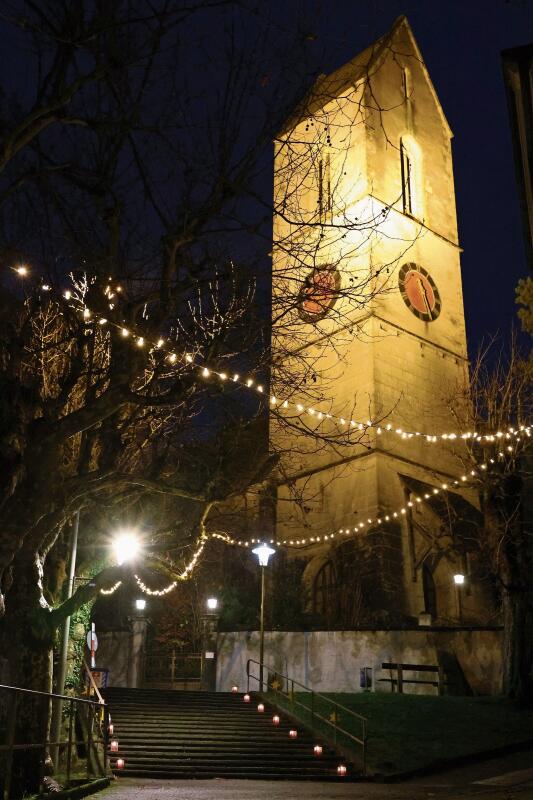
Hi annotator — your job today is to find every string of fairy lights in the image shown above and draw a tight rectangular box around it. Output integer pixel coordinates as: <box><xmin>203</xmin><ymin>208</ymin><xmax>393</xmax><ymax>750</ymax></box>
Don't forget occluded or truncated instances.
<box><xmin>10</xmin><ymin>267</ymin><xmax>530</xmax><ymax>597</ymax></box>
<box><xmin>12</xmin><ymin>266</ymin><xmax>530</xmax><ymax>447</ymax></box>
<box><xmin>99</xmin><ymin>464</ymin><xmax>495</xmax><ymax>596</ymax></box>
<box><xmin>100</xmin><ymin>532</ymin><xmax>231</xmax><ymax>597</ymax></box>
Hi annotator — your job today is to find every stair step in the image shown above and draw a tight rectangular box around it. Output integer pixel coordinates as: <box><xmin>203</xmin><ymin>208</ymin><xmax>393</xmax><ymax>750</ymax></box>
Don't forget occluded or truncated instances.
<box><xmin>103</xmin><ymin>688</ymin><xmax>355</xmax><ymax>782</ymax></box>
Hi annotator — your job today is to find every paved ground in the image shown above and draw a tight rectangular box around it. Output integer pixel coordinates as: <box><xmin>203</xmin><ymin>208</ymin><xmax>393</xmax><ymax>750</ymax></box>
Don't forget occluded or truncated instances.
<box><xmin>409</xmin><ymin>748</ymin><xmax>533</xmax><ymax>787</ymax></box>
<box><xmin>98</xmin><ymin>747</ymin><xmax>533</xmax><ymax>800</ymax></box>
<box><xmin>100</xmin><ymin>775</ymin><xmax>533</xmax><ymax>800</ymax></box>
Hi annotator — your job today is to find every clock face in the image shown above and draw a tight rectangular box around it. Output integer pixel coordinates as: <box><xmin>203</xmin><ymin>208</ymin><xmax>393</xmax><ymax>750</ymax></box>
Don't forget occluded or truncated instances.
<box><xmin>399</xmin><ymin>263</ymin><xmax>441</xmax><ymax>322</ymax></box>
<box><xmin>298</xmin><ymin>265</ymin><xmax>341</xmax><ymax>321</ymax></box>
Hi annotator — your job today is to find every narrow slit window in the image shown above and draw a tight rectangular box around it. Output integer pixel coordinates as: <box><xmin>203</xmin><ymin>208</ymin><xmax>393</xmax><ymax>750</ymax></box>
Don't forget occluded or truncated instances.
<box><xmin>402</xmin><ymin>67</ymin><xmax>412</xmax><ymax>102</ymax></box>
<box><xmin>401</xmin><ymin>140</ymin><xmax>413</xmax><ymax>216</ymax></box>
<box><xmin>317</xmin><ymin>153</ymin><xmax>332</xmax><ymax>222</ymax></box>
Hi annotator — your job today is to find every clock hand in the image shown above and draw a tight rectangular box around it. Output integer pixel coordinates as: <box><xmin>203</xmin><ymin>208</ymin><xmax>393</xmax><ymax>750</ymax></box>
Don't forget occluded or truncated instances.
<box><xmin>416</xmin><ymin>276</ymin><xmax>433</xmax><ymax>320</ymax></box>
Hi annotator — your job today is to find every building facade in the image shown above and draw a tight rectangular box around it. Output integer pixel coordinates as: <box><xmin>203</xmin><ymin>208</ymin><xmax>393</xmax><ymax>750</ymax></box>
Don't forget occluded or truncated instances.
<box><xmin>269</xmin><ymin>17</ymin><xmax>494</xmax><ymax>629</ymax></box>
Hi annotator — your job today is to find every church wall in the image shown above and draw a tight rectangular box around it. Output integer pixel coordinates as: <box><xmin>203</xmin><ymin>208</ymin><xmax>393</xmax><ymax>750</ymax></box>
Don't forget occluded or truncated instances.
<box><xmin>217</xmin><ymin>628</ymin><xmax>503</xmax><ymax>696</ymax></box>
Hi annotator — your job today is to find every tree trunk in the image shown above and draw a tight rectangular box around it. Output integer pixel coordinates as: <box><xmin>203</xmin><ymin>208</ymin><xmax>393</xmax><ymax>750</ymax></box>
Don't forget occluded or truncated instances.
<box><xmin>502</xmin><ymin>587</ymin><xmax>533</xmax><ymax>702</ymax></box>
<box><xmin>0</xmin><ymin>554</ymin><xmax>55</xmax><ymax>797</ymax></box>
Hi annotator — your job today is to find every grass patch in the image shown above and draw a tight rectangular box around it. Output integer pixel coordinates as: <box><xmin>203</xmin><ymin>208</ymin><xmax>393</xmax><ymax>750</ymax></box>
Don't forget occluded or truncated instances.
<box><xmin>266</xmin><ymin>692</ymin><xmax>533</xmax><ymax>776</ymax></box>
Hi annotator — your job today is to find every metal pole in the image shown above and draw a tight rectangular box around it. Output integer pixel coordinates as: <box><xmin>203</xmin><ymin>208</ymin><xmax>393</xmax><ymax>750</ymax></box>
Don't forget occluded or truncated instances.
<box><xmin>50</xmin><ymin>511</ymin><xmax>80</xmax><ymax>768</ymax></box>
<box><xmin>259</xmin><ymin>565</ymin><xmax>265</xmax><ymax>691</ymax></box>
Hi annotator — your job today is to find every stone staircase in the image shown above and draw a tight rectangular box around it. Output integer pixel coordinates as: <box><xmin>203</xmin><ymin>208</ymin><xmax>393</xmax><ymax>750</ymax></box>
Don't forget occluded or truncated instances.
<box><xmin>103</xmin><ymin>687</ymin><xmax>353</xmax><ymax>780</ymax></box>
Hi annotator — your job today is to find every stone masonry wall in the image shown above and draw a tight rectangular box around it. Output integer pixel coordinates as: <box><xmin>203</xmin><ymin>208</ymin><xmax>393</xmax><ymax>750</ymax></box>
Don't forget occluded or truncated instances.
<box><xmin>216</xmin><ymin>628</ymin><xmax>502</xmax><ymax>696</ymax></box>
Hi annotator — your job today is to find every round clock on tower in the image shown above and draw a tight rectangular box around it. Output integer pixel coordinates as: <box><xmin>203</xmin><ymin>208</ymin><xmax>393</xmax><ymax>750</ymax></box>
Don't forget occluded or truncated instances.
<box><xmin>398</xmin><ymin>262</ymin><xmax>442</xmax><ymax>322</ymax></box>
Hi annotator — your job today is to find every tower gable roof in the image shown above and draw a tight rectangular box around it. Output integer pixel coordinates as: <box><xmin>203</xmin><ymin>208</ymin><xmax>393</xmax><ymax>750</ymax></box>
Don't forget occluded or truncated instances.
<box><xmin>281</xmin><ymin>16</ymin><xmax>452</xmax><ymax>138</ymax></box>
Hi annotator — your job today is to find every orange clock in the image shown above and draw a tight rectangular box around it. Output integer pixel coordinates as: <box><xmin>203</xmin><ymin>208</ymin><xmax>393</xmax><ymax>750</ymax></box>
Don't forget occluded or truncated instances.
<box><xmin>399</xmin><ymin>263</ymin><xmax>441</xmax><ymax>322</ymax></box>
<box><xmin>298</xmin><ymin>265</ymin><xmax>341</xmax><ymax>321</ymax></box>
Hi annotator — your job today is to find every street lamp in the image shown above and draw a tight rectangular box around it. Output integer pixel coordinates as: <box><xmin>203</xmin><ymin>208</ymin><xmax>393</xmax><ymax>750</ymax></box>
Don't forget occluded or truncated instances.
<box><xmin>112</xmin><ymin>531</ymin><xmax>141</xmax><ymax>565</ymax></box>
<box><xmin>252</xmin><ymin>543</ymin><xmax>275</xmax><ymax>691</ymax></box>
<box><xmin>135</xmin><ymin>598</ymin><xmax>146</xmax><ymax>611</ymax></box>
<box><xmin>207</xmin><ymin>597</ymin><xmax>218</xmax><ymax>611</ymax></box>
<box><xmin>453</xmin><ymin>573</ymin><xmax>466</xmax><ymax>621</ymax></box>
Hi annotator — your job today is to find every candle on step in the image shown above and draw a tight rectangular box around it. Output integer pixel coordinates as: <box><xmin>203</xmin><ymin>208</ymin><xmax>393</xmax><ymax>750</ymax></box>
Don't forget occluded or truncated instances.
<box><xmin>257</xmin><ymin>703</ymin><xmax>265</xmax><ymax>712</ymax></box>
<box><xmin>337</xmin><ymin>764</ymin><xmax>347</xmax><ymax>776</ymax></box>
<box><xmin>272</xmin><ymin>715</ymin><xmax>280</xmax><ymax>725</ymax></box>
<box><xmin>116</xmin><ymin>758</ymin><xmax>125</xmax><ymax>770</ymax></box>
<box><xmin>110</xmin><ymin>740</ymin><xmax>119</xmax><ymax>752</ymax></box>
<box><xmin>314</xmin><ymin>744</ymin><xmax>323</xmax><ymax>756</ymax></box>
<box><xmin>243</xmin><ymin>694</ymin><xmax>250</xmax><ymax>702</ymax></box>
<box><xmin>231</xmin><ymin>685</ymin><xmax>239</xmax><ymax>693</ymax></box>
<box><xmin>289</xmin><ymin>729</ymin><xmax>297</xmax><ymax>738</ymax></box>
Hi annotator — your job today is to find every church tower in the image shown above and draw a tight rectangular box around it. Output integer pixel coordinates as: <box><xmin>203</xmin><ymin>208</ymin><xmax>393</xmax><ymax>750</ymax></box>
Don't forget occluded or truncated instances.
<box><xmin>270</xmin><ymin>17</ymin><xmax>488</xmax><ymax>626</ymax></box>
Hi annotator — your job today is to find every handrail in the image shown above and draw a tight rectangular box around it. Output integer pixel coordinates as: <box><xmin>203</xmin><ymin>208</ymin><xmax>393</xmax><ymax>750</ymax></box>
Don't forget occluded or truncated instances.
<box><xmin>246</xmin><ymin>658</ymin><xmax>367</xmax><ymax>773</ymax></box>
<box><xmin>0</xmin><ymin>683</ymin><xmax>102</xmax><ymax>706</ymax></box>
<box><xmin>0</xmin><ymin>683</ymin><xmax>108</xmax><ymax>799</ymax></box>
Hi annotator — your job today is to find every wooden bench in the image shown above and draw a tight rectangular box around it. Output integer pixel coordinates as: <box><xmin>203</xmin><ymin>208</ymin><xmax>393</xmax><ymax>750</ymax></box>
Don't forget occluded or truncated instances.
<box><xmin>379</xmin><ymin>662</ymin><xmax>445</xmax><ymax>695</ymax></box>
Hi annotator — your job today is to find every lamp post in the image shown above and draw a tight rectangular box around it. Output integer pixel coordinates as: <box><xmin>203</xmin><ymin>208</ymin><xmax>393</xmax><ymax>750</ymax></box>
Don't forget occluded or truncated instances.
<box><xmin>252</xmin><ymin>543</ymin><xmax>275</xmax><ymax>692</ymax></box>
<box><xmin>201</xmin><ymin>597</ymin><xmax>220</xmax><ymax>691</ymax></box>
<box><xmin>454</xmin><ymin>572</ymin><xmax>465</xmax><ymax>621</ymax></box>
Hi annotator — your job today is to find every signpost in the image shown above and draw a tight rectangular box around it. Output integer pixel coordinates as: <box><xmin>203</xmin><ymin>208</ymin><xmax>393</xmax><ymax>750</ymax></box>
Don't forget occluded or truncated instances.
<box><xmin>86</xmin><ymin>624</ymin><xmax>98</xmax><ymax>669</ymax></box>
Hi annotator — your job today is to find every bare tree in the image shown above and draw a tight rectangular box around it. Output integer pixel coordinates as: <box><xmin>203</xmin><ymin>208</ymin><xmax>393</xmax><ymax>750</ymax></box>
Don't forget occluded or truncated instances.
<box><xmin>443</xmin><ymin>336</ymin><xmax>533</xmax><ymax>699</ymax></box>
<box><xmin>0</xmin><ymin>4</ymin><xmax>411</xmax><ymax>793</ymax></box>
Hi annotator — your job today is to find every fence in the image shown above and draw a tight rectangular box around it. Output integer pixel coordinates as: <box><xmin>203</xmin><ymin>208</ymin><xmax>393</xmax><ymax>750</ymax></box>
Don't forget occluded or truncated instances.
<box><xmin>143</xmin><ymin>649</ymin><xmax>202</xmax><ymax>688</ymax></box>
<box><xmin>0</xmin><ymin>683</ymin><xmax>108</xmax><ymax>799</ymax></box>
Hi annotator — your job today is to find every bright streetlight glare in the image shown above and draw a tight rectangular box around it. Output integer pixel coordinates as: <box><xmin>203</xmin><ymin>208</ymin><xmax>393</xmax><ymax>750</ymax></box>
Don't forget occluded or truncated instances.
<box><xmin>252</xmin><ymin>543</ymin><xmax>275</xmax><ymax>567</ymax></box>
<box><xmin>112</xmin><ymin>531</ymin><xmax>141</xmax><ymax>565</ymax></box>
<box><xmin>207</xmin><ymin>597</ymin><xmax>218</xmax><ymax>610</ymax></box>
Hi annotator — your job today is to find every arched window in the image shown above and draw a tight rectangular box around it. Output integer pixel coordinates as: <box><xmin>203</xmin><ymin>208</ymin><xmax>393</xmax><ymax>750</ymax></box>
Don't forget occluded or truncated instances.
<box><xmin>313</xmin><ymin>560</ymin><xmax>339</xmax><ymax>626</ymax></box>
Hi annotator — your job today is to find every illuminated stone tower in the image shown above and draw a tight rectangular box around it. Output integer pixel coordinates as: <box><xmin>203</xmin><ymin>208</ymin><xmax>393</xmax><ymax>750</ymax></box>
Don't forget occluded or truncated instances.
<box><xmin>271</xmin><ymin>17</ymin><xmax>487</xmax><ymax>625</ymax></box>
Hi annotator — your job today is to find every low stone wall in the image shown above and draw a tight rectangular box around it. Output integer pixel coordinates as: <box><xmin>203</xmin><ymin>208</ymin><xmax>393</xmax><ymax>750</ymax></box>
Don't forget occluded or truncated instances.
<box><xmin>216</xmin><ymin>628</ymin><xmax>503</xmax><ymax>696</ymax></box>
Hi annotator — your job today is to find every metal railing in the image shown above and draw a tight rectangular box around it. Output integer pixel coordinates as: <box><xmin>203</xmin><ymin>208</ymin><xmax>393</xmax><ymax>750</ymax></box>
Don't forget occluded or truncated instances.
<box><xmin>246</xmin><ymin>658</ymin><xmax>367</xmax><ymax>773</ymax></box>
<box><xmin>0</xmin><ymin>684</ymin><xmax>108</xmax><ymax>799</ymax></box>
<box><xmin>143</xmin><ymin>649</ymin><xmax>201</xmax><ymax>688</ymax></box>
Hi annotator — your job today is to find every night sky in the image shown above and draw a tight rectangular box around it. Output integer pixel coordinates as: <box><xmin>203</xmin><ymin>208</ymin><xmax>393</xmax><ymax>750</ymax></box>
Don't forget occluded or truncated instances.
<box><xmin>1</xmin><ymin>1</ymin><xmax>531</xmax><ymax>356</ymax></box>
<box><xmin>300</xmin><ymin>0</ymin><xmax>533</xmax><ymax>353</ymax></box>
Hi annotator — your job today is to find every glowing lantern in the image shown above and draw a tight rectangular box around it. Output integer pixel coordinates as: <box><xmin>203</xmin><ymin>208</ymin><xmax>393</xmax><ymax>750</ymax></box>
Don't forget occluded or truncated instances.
<box><xmin>116</xmin><ymin>758</ymin><xmax>125</xmax><ymax>770</ymax></box>
<box><xmin>337</xmin><ymin>764</ymin><xmax>347</xmax><ymax>776</ymax></box>
<box><xmin>110</xmin><ymin>740</ymin><xmax>119</xmax><ymax>752</ymax></box>
<box><xmin>272</xmin><ymin>715</ymin><xmax>280</xmax><ymax>725</ymax></box>
<box><xmin>289</xmin><ymin>729</ymin><xmax>298</xmax><ymax>738</ymax></box>
<box><xmin>257</xmin><ymin>703</ymin><xmax>265</xmax><ymax>712</ymax></box>
<box><xmin>231</xmin><ymin>685</ymin><xmax>239</xmax><ymax>693</ymax></box>
<box><xmin>314</xmin><ymin>744</ymin><xmax>323</xmax><ymax>756</ymax></box>
<box><xmin>108</xmin><ymin>723</ymin><xmax>114</xmax><ymax>735</ymax></box>
<box><xmin>243</xmin><ymin>694</ymin><xmax>250</xmax><ymax>703</ymax></box>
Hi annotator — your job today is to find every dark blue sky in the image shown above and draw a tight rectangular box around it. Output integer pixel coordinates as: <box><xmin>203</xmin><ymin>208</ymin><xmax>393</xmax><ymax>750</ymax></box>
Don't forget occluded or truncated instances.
<box><xmin>305</xmin><ymin>0</ymin><xmax>532</xmax><ymax>353</ymax></box>
<box><xmin>1</xmin><ymin>1</ymin><xmax>531</xmax><ymax>356</ymax></box>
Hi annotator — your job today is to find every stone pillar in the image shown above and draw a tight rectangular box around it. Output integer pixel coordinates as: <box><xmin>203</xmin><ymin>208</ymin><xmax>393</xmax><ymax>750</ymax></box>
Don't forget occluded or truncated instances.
<box><xmin>127</xmin><ymin>617</ymin><xmax>148</xmax><ymax>688</ymax></box>
<box><xmin>201</xmin><ymin>612</ymin><xmax>219</xmax><ymax>691</ymax></box>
